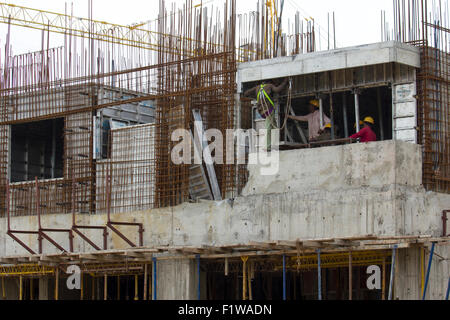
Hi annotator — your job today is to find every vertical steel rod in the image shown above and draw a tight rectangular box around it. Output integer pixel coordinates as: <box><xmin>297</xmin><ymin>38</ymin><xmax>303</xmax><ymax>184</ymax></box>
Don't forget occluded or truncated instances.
<box><xmin>317</xmin><ymin>249</ymin><xmax>322</xmax><ymax>300</ymax></box>
<box><xmin>196</xmin><ymin>254</ymin><xmax>201</xmax><ymax>300</ymax></box>
<box><xmin>19</xmin><ymin>275</ymin><xmax>23</xmax><ymax>300</ymax></box>
<box><xmin>319</xmin><ymin>98</ymin><xmax>324</xmax><ymax>128</ymax></box>
<box><xmin>117</xmin><ymin>276</ymin><xmax>120</xmax><ymax>300</ymax></box>
<box><xmin>55</xmin><ymin>268</ymin><xmax>59</xmax><ymax>301</ymax></box>
<box><xmin>388</xmin><ymin>245</ymin><xmax>398</xmax><ymax>300</ymax></box>
<box><xmin>349</xmin><ymin>251</ymin><xmax>352</xmax><ymax>300</ymax></box>
<box><xmin>283</xmin><ymin>254</ymin><xmax>286</xmax><ymax>301</ymax></box>
<box><xmin>104</xmin><ymin>274</ymin><xmax>108</xmax><ymax>300</ymax></box>
<box><xmin>354</xmin><ymin>91</ymin><xmax>360</xmax><ymax>133</ymax></box>
<box><xmin>143</xmin><ymin>264</ymin><xmax>148</xmax><ymax>301</ymax></box>
<box><xmin>445</xmin><ymin>277</ymin><xmax>450</xmax><ymax>300</ymax></box>
<box><xmin>422</xmin><ymin>242</ymin><xmax>436</xmax><ymax>300</ymax></box>
<box><xmin>382</xmin><ymin>256</ymin><xmax>386</xmax><ymax>300</ymax></box>
<box><xmin>134</xmin><ymin>275</ymin><xmax>138</xmax><ymax>300</ymax></box>
<box><xmin>376</xmin><ymin>87</ymin><xmax>385</xmax><ymax>140</ymax></box>
<box><xmin>152</xmin><ymin>257</ymin><xmax>157</xmax><ymax>301</ymax></box>
<box><xmin>80</xmin><ymin>272</ymin><xmax>84</xmax><ymax>300</ymax></box>
<box><xmin>1</xmin><ymin>277</ymin><xmax>5</xmax><ymax>299</ymax></box>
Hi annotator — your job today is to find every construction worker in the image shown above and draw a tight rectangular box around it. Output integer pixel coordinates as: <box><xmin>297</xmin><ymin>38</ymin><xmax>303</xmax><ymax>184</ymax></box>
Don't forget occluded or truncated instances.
<box><xmin>350</xmin><ymin>116</ymin><xmax>377</xmax><ymax>143</ymax></box>
<box><xmin>244</xmin><ymin>78</ymin><xmax>288</xmax><ymax>150</ymax></box>
<box><xmin>287</xmin><ymin>99</ymin><xmax>331</xmax><ymax>141</ymax></box>
<box><xmin>312</xmin><ymin>123</ymin><xmax>332</xmax><ymax>142</ymax></box>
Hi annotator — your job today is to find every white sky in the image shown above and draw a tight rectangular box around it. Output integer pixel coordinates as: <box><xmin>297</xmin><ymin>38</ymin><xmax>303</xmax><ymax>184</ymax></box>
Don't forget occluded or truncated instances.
<box><xmin>0</xmin><ymin>0</ymin><xmax>395</xmax><ymax>55</ymax></box>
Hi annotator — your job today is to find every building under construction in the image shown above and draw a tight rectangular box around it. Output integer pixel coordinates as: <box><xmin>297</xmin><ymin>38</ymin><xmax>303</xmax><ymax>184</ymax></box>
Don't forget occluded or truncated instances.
<box><xmin>0</xmin><ymin>0</ymin><xmax>449</xmax><ymax>300</ymax></box>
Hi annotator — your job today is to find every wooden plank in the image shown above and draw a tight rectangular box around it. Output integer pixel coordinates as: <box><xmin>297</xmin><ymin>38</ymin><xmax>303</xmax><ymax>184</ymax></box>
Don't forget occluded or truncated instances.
<box><xmin>79</xmin><ymin>254</ymin><xmax>104</xmax><ymax>261</ymax></box>
<box><xmin>181</xmin><ymin>247</ymin><xmax>205</xmax><ymax>254</ymax></box>
<box><xmin>0</xmin><ymin>258</ymin><xmax>19</xmax><ymax>264</ymax></box>
<box><xmin>276</xmin><ymin>240</ymin><xmax>300</xmax><ymax>248</ymax></box>
<box><xmin>248</xmin><ymin>241</ymin><xmax>277</xmax><ymax>247</ymax></box>
<box><xmin>331</xmin><ymin>239</ymin><xmax>360</xmax><ymax>247</ymax></box>
<box><xmin>302</xmin><ymin>241</ymin><xmax>326</xmax><ymax>248</ymax></box>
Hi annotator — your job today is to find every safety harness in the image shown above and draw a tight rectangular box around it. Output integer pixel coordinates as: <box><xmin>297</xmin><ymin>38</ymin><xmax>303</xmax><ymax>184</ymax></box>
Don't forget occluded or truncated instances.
<box><xmin>257</xmin><ymin>84</ymin><xmax>275</xmax><ymax>119</ymax></box>
<box><xmin>256</xmin><ymin>80</ymin><xmax>293</xmax><ymax>131</ymax></box>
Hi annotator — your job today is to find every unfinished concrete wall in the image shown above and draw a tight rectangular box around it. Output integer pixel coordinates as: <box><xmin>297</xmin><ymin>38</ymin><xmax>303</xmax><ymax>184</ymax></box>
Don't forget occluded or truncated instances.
<box><xmin>1</xmin><ymin>140</ymin><xmax>449</xmax><ymax>299</ymax></box>
<box><xmin>1</xmin><ymin>141</ymin><xmax>449</xmax><ymax>256</ymax></box>
<box><xmin>243</xmin><ymin>140</ymin><xmax>422</xmax><ymax>196</ymax></box>
<box><xmin>156</xmin><ymin>259</ymin><xmax>198</xmax><ymax>300</ymax></box>
<box><xmin>395</xmin><ymin>245</ymin><xmax>450</xmax><ymax>300</ymax></box>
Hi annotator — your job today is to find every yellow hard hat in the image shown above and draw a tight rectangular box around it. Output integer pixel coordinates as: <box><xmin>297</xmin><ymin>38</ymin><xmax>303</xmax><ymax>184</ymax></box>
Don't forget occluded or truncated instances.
<box><xmin>324</xmin><ymin>123</ymin><xmax>332</xmax><ymax>129</ymax></box>
<box><xmin>309</xmin><ymin>99</ymin><xmax>320</xmax><ymax>108</ymax></box>
<box><xmin>364</xmin><ymin>116</ymin><xmax>375</xmax><ymax>125</ymax></box>
<box><xmin>354</xmin><ymin>120</ymin><xmax>364</xmax><ymax>128</ymax></box>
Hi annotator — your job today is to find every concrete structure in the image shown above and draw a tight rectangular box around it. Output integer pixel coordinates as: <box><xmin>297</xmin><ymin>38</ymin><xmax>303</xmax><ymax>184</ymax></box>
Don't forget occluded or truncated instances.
<box><xmin>1</xmin><ymin>140</ymin><xmax>449</xmax><ymax>299</ymax></box>
<box><xmin>238</xmin><ymin>41</ymin><xmax>420</xmax><ymax>144</ymax></box>
<box><xmin>1</xmin><ymin>42</ymin><xmax>448</xmax><ymax>301</ymax></box>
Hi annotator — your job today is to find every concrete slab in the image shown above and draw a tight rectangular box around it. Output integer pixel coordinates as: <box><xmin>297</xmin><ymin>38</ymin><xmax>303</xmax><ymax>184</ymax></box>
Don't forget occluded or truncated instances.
<box><xmin>237</xmin><ymin>41</ymin><xmax>421</xmax><ymax>87</ymax></box>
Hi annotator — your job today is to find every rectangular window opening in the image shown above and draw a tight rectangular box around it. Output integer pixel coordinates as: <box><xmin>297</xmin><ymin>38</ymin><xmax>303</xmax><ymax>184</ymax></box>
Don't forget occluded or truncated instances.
<box><xmin>10</xmin><ymin>118</ymin><xmax>64</xmax><ymax>183</ymax></box>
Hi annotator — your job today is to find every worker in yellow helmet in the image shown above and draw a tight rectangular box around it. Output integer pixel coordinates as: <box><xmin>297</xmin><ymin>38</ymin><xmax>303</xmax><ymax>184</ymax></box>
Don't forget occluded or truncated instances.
<box><xmin>288</xmin><ymin>99</ymin><xmax>331</xmax><ymax>141</ymax></box>
<box><xmin>244</xmin><ymin>78</ymin><xmax>288</xmax><ymax>150</ymax></box>
<box><xmin>350</xmin><ymin>116</ymin><xmax>377</xmax><ymax>143</ymax></box>
<box><xmin>311</xmin><ymin>122</ymin><xmax>334</xmax><ymax>142</ymax></box>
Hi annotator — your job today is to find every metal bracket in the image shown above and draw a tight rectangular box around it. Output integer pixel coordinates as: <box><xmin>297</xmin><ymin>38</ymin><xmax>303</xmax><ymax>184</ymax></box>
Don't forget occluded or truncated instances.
<box><xmin>105</xmin><ymin>172</ymin><xmax>144</xmax><ymax>248</ymax></box>
<box><xmin>71</xmin><ymin>179</ymin><xmax>108</xmax><ymax>250</ymax></box>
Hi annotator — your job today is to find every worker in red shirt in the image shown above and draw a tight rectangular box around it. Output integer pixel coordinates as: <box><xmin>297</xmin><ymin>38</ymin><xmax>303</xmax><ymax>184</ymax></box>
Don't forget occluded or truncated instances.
<box><xmin>350</xmin><ymin>116</ymin><xmax>377</xmax><ymax>143</ymax></box>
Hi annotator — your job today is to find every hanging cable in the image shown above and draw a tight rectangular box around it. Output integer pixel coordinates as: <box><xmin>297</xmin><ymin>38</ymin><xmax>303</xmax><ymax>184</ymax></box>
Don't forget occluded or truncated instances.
<box><xmin>280</xmin><ymin>76</ymin><xmax>293</xmax><ymax>131</ymax></box>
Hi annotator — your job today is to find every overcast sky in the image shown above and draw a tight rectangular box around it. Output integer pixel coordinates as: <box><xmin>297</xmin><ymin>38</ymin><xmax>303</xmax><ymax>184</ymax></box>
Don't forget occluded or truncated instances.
<box><xmin>0</xmin><ymin>0</ymin><xmax>395</xmax><ymax>55</ymax></box>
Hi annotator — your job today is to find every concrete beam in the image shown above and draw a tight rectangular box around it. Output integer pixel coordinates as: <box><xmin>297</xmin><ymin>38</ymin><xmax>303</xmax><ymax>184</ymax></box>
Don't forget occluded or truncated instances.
<box><xmin>237</xmin><ymin>41</ymin><xmax>420</xmax><ymax>88</ymax></box>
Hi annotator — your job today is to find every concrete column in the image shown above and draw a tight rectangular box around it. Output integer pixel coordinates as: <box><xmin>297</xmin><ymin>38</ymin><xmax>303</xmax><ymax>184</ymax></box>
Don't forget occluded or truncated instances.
<box><xmin>39</xmin><ymin>276</ymin><xmax>50</xmax><ymax>300</ymax></box>
<box><xmin>156</xmin><ymin>259</ymin><xmax>198</xmax><ymax>300</ymax></box>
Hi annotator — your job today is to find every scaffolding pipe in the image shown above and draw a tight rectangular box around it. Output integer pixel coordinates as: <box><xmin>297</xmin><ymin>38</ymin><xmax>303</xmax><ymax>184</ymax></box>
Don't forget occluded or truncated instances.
<box><xmin>421</xmin><ymin>246</ymin><xmax>425</xmax><ymax>296</ymax></box>
<box><xmin>19</xmin><ymin>275</ymin><xmax>23</xmax><ymax>300</ymax></box>
<box><xmin>196</xmin><ymin>255</ymin><xmax>201</xmax><ymax>300</ymax></box>
<box><xmin>134</xmin><ymin>275</ymin><xmax>139</xmax><ymax>300</ymax></box>
<box><xmin>354</xmin><ymin>91</ymin><xmax>360</xmax><ymax>133</ymax></box>
<box><xmin>446</xmin><ymin>277</ymin><xmax>450</xmax><ymax>300</ymax></box>
<box><xmin>143</xmin><ymin>264</ymin><xmax>148</xmax><ymax>301</ymax></box>
<box><xmin>248</xmin><ymin>262</ymin><xmax>253</xmax><ymax>300</ymax></box>
<box><xmin>422</xmin><ymin>242</ymin><xmax>436</xmax><ymax>300</ymax></box>
<box><xmin>376</xmin><ymin>87</ymin><xmax>385</xmax><ymax>140</ymax></box>
<box><xmin>80</xmin><ymin>272</ymin><xmax>84</xmax><ymax>300</ymax></box>
<box><xmin>241</xmin><ymin>256</ymin><xmax>248</xmax><ymax>300</ymax></box>
<box><xmin>382</xmin><ymin>256</ymin><xmax>386</xmax><ymax>300</ymax></box>
<box><xmin>317</xmin><ymin>249</ymin><xmax>322</xmax><ymax>300</ymax></box>
<box><xmin>388</xmin><ymin>245</ymin><xmax>397</xmax><ymax>300</ymax></box>
<box><xmin>30</xmin><ymin>278</ymin><xmax>33</xmax><ymax>300</ymax></box>
<box><xmin>319</xmin><ymin>98</ymin><xmax>324</xmax><ymax>128</ymax></box>
<box><xmin>1</xmin><ymin>277</ymin><xmax>5</xmax><ymax>299</ymax></box>
<box><xmin>152</xmin><ymin>257</ymin><xmax>157</xmax><ymax>301</ymax></box>
<box><xmin>117</xmin><ymin>276</ymin><xmax>120</xmax><ymax>300</ymax></box>
<box><xmin>343</xmin><ymin>93</ymin><xmax>349</xmax><ymax>138</ymax></box>
<box><xmin>55</xmin><ymin>268</ymin><xmax>59</xmax><ymax>301</ymax></box>
<box><xmin>92</xmin><ymin>277</ymin><xmax>95</xmax><ymax>300</ymax></box>
<box><xmin>349</xmin><ymin>251</ymin><xmax>352</xmax><ymax>300</ymax></box>
<box><xmin>283</xmin><ymin>254</ymin><xmax>286</xmax><ymax>300</ymax></box>
<box><xmin>104</xmin><ymin>274</ymin><xmax>108</xmax><ymax>300</ymax></box>
<box><xmin>225</xmin><ymin>258</ymin><xmax>229</xmax><ymax>276</ymax></box>
<box><xmin>330</xmin><ymin>92</ymin><xmax>335</xmax><ymax>140</ymax></box>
